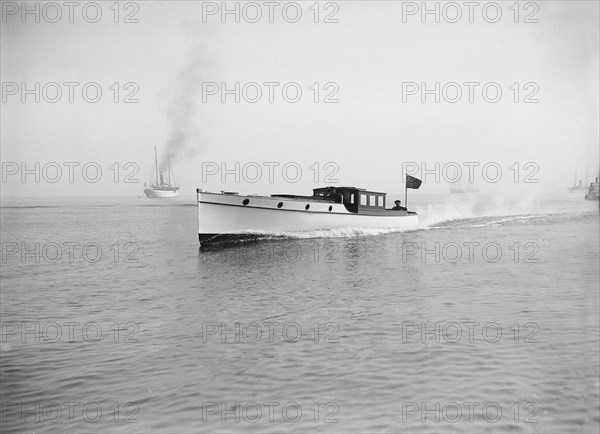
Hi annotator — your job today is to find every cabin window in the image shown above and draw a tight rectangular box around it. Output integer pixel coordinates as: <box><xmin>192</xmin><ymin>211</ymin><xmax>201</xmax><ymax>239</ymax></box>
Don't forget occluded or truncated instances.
<box><xmin>360</xmin><ymin>193</ymin><xmax>367</xmax><ymax>205</ymax></box>
<box><xmin>376</xmin><ymin>196</ymin><xmax>384</xmax><ymax>207</ymax></box>
<box><xmin>305</xmin><ymin>204</ymin><xmax>310</xmax><ymax>210</ymax></box>
<box><xmin>369</xmin><ymin>195</ymin><xmax>376</xmax><ymax>206</ymax></box>
<box><xmin>349</xmin><ymin>193</ymin><xmax>355</xmax><ymax>203</ymax></box>
<box><xmin>243</xmin><ymin>199</ymin><xmax>249</xmax><ymax>206</ymax></box>
<box><xmin>277</xmin><ymin>202</ymin><xmax>283</xmax><ymax>208</ymax></box>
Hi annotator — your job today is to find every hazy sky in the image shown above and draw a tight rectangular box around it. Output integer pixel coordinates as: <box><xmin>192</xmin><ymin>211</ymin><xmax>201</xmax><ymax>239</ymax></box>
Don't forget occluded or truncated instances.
<box><xmin>1</xmin><ymin>0</ymin><xmax>599</xmax><ymax>197</ymax></box>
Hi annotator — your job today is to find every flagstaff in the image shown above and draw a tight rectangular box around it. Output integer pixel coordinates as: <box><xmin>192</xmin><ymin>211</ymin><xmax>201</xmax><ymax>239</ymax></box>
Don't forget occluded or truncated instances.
<box><xmin>405</xmin><ymin>174</ymin><xmax>422</xmax><ymax>211</ymax></box>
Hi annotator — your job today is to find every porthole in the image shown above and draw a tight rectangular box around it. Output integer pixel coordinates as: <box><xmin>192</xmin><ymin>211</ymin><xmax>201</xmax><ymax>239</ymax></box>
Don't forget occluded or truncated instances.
<box><xmin>305</xmin><ymin>204</ymin><xmax>310</xmax><ymax>210</ymax></box>
<box><xmin>277</xmin><ymin>202</ymin><xmax>283</xmax><ymax>208</ymax></box>
<box><xmin>328</xmin><ymin>206</ymin><xmax>333</xmax><ymax>212</ymax></box>
<box><xmin>242</xmin><ymin>199</ymin><xmax>250</xmax><ymax>206</ymax></box>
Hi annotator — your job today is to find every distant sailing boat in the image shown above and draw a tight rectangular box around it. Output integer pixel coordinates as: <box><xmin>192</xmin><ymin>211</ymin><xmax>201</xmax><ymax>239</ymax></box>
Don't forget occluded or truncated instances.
<box><xmin>450</xmin><ymin>182</ymin><xmax>466</xmax><ymax>194</ymax></box>
<box><xmin>143</xmin><ymin>147</ymin><xmax>180</xmax><ymax>198</ymax></box>
<box><xmin>567</xmin><ymin>168</ymin><xmax>588</xmax><ymax>192</ymax></box>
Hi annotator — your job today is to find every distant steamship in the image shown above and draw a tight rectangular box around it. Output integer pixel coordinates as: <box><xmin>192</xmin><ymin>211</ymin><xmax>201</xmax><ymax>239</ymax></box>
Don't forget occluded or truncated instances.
<box><xmin>143</xmin><ymin>147</ymin><xmax>180</xmax><ymax>198</ymax></box>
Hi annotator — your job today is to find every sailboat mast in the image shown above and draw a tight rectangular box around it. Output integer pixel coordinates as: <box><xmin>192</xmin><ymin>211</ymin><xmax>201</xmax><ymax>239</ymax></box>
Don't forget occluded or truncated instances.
<box><xmin>168</xmin><ymin>153</ymin><xmax>171</xmax><ymax>185</ymax></box>
<box><xmin>585</xmin><ymin>167</ymin><xmax>588</xmax><ymax>185</ymax></box>
<box><xmin>154</xmin><ymin>146</ymin><xmax>159</xmax><ymax>185</ymax></box>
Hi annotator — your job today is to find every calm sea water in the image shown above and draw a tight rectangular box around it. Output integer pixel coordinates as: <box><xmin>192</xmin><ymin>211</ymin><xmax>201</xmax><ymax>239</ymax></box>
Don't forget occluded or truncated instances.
<box><xmin>1</xmin><ymin>194</ymin><xmax>598</xmax><ymax>433</ymax></box>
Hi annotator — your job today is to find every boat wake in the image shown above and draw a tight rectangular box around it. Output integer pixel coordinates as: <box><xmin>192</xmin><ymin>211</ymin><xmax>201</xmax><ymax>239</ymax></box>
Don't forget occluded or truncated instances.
<box><xmin>425</xmin><ymin>212</ymin><xmax>587</xmax><ymax>231</ymax></box>
<box><xmin>419</xmin><ymin>194</ymin><xmax>598</xmax><ymax>230</ymax></box>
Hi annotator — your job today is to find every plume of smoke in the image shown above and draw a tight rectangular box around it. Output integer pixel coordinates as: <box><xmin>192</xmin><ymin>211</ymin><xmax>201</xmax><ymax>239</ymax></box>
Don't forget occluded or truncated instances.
<box><xmin>160</xmin><ymin>46</ymin><xmax>207</xmax><ymax>172</ymax></box>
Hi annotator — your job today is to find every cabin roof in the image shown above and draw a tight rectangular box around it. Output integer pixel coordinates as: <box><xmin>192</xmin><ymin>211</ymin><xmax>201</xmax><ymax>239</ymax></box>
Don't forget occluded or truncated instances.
<box><xmin>313</xmin><ymin>186</ymin><xmax>387</xmax><ymax>195</ymax></box>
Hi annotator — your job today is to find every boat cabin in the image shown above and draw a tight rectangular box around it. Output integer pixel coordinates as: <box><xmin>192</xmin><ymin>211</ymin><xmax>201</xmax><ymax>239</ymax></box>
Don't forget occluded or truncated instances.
<box><xmin>270</xmin><ymin>186</ymin><xmax>413</xmax><ymax>215</ymax></box>
<box><xmin>312</xmin><ymin>186</ymin><xmax>387</xmax><ymax>213</ymax></box>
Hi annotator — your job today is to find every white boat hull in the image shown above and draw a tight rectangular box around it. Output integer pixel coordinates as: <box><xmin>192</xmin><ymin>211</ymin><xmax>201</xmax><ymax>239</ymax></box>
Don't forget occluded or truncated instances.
<box><xmin>144</xmin><ymin>188</ymin><xmax>179</xmax><ymax>198</ymax></box>
<box><xmin>197</xmin><ymin>190</ymin><xmax>419</xmax><ymax>243</ymax></box>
